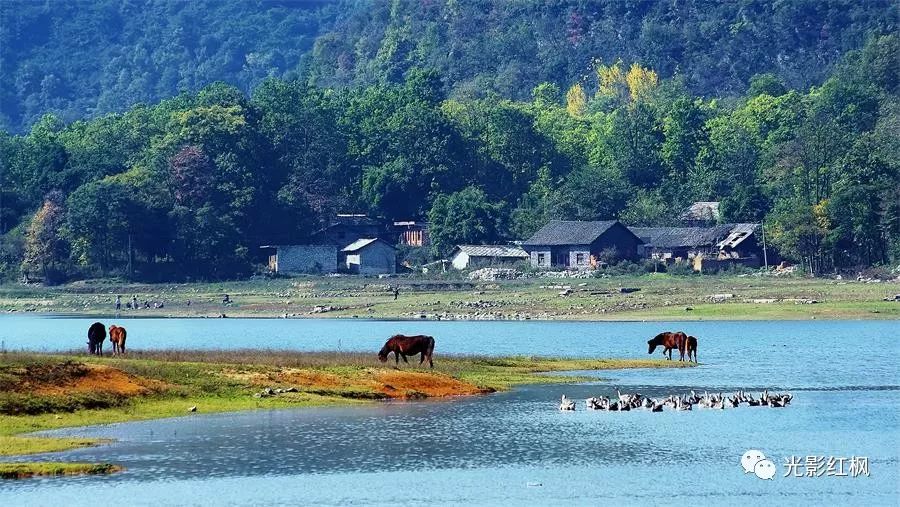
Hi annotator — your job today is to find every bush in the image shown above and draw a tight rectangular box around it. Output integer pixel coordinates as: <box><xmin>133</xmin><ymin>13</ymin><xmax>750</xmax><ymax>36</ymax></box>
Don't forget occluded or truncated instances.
<box><xmin>596</xmin><ymin>260</ymin><xmax>644</xmax><ymax>276</ymax></box>
<box><xmin>667</xmin><ymin>262</ymin><xmax>695</xmax><ymax>276</ymax></box>
<box><xmin>396</xmin><ymin>245</ymin><xmax>436</xmax><ymax>268</ymax></box>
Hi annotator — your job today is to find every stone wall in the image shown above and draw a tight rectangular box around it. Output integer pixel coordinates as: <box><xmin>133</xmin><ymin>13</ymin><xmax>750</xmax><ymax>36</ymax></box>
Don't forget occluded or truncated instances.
<box><xmin>276</xmin><ymin>245</ymin><xmax>337</xmax><ymax>274</ymax></box>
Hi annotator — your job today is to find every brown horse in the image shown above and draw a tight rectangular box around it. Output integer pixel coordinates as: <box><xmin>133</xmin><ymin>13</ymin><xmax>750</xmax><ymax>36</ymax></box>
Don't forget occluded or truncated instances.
<box><xmin>647</xmin><ymin>331</ymin><xmax>688</xmax><ymax>361</ymax></box>
<box><xmin>87</xmin><ymin>322</ymin><xmax>106</xmax><ymax>356</ymax></box>
<box><xmin>109</xmin><ymin>325</ymin><xmax>127</xmax><ymax>355</ymax></box>
<box><xmin>685</xmin><ymin>335</ymin><xmax>698</xmax><ymax>363</ymax></box>
<box><xmin>378</xmin><ymin>334</ymin><xmax>435</xmax><ymax>368</ymax></box>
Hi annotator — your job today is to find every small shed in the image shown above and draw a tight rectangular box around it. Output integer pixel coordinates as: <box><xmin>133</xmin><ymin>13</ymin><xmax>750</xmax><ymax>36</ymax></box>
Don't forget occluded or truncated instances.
<box><xmin>341</xmin><ymin>238</ymin><xmax>396</xmax><ymax>275</ymax></box>
<box><xmin>450</xmin><ymin>245</ymin><xmax>528</xmax><ymax>270</ymax></box>
<box><xmin>260</xmin><ymin>245</ymin><xmax>338</xmax><ymax>274</ymax></box>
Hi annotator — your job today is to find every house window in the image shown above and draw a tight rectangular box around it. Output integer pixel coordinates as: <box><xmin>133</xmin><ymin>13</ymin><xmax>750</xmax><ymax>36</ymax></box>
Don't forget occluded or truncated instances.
<box><xmin>537</xmin><ymin>253</ymin><xmax>546</xmax><ymax>266</ymax></box>
<box><xmin>576</xmin><ymin>253</ymin><xmax>585</xmax><ymax>265</ymax></box>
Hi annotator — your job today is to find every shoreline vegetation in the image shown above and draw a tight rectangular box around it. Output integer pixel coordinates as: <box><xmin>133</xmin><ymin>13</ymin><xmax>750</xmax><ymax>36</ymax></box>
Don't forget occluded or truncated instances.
<box><xmin>1</xmin><ymin>275</ymin><xmax>897</xmax><ymax>321</ymax></box>
<box><xmin>0</xmin><ymin>350</ymin><xmax>692</xmax><ymax>478</ymax></box>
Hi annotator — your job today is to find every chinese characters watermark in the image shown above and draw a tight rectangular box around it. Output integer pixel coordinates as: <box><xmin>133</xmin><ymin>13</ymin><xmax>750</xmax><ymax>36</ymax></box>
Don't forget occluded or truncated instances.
<box><xmin>742</xmin><ymin>450</ymin><xmax>871</xmax><ymax>480</ymax></box>
<box><xmin>782</xmin><ymin>455</ymin><xmax>870</xmax><ymax>478</ymax></box>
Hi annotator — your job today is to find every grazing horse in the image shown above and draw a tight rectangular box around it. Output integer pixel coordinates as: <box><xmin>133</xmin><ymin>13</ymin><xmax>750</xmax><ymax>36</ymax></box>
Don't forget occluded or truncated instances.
<box><xmin>378</xmin><ymin>334</ymin><xmax>435</xmax><ymax>368</ymax></box>
<box><xmin>87</xmin><ymin>322</ymin><xmax>106</xmax><ymax>356</ymax></box>
<box><xmin>109</xmin><ymin>325</ymin><xmax>127</xmax><ymax>355</ymax></box>
<box><xmin>647</xmin><ymin>331</ymin><xmax>688</xmax><ymax>361</ymax></box>
<box><xmin>685</xmin><ymin>335</ymin><xmax>698</xmax><ymax>363</ymax></box>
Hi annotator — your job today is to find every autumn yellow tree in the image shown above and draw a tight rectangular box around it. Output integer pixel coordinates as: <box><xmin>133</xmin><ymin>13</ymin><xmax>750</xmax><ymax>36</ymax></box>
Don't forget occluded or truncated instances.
<box><xmin>594</xmin><ymin>59</ymin><xmax>658</xmax><ymax>105</ymax></box>
<box><xmin>21</xmin><ymin>191</ymin><xmax>68</xmax><ymax>283</ymax></box>
<box><xmin>565</xmin><ymin>83</ymin><xmax>587</xmax><ymax>116</ymax></box>
<box><xmin>625</xmin><ymin>62</ymin><xmax>658</xmax><ymax>102</ymax></box>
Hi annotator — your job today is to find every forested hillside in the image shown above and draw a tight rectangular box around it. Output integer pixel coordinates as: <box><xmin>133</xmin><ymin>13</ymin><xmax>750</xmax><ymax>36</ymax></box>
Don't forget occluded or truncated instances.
<box><xmin>2</xmin><ymin>34</ymin><xmax>897</xmax><ymax>282</ymax></box>
<box><xmin>0</xmin><ymin>0</ymin><xmax>341</xmax><ymax>133</ymax></box>
<box><xmin>2</xmin><ymin>0</ymin><xmax>896</xmax><ymax>133</ymax></box>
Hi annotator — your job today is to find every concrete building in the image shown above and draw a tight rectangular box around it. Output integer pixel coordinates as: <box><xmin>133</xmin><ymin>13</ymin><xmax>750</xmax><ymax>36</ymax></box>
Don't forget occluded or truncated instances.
<box><xmin>522</xmin><ymin>220</ymin><xmax>643</xmax><ymax>269</ymax></box>
<box><xmin>260</xmin><ymin>245</ymin><xmax>338</xmax><ymax>274</ymax></box>
<box><xmin>341</xmin><ymin>238</ymin><xmax>397</xmax><ymax>275</ymax></box>
<box><xmin>450</xmin><ymin>244</ymin><xmax>528</xmax><ymax>270</ymax></box>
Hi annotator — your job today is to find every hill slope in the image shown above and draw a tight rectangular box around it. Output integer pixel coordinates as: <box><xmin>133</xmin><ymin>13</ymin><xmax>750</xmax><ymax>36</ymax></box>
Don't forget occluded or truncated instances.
<box><xmin>2</xmin><ymin>0</ymin><xmax>896</xmax><ymax>132</ymax></box>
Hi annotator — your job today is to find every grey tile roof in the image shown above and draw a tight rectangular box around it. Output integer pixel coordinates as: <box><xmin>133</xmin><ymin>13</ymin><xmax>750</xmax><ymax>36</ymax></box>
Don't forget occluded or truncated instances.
<box><xmin>716</xmin><ymin>223</ymin><xmax>760</xmax><ymax>249</ymax></box>
<box><xmin>455</xmin><ymin>245</ymin><xmax>528</xmax><ymax>258</ymax></box>
<box><xmin>523</xmin><ymin>220</ymin><xmax>620</xmax><ymax>246</ymax></box>
<box><xmin>632</xmin><ymin>224</ymin><xmax>759</xmax><ymax>249</ymax></box>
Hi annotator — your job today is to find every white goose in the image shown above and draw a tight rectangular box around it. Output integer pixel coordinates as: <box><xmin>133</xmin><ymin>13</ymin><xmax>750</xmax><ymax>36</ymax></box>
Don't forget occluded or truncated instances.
<box><xmin>559</xmin><ymin>395</ymin><xmax>576</xmax><ymax>411</ymax></box>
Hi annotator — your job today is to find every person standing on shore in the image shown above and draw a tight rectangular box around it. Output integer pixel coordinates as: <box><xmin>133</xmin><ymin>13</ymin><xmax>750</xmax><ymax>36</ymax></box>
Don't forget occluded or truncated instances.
<box><xmin>115</xmin><ymin>295</ymin><xmax>121</xmax><ymax>313</ymax></box>
<box><xmin>132</xmin><ymin>295</ymin><xmax>138</xmax><ymax>310</ymax></box>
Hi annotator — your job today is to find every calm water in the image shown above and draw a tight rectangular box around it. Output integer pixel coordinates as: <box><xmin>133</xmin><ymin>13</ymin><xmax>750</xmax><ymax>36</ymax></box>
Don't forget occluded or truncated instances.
<box><xmin>2</xmin><ymin>316</ymin><xmax>899</xmax><ymax>505</ymax></box>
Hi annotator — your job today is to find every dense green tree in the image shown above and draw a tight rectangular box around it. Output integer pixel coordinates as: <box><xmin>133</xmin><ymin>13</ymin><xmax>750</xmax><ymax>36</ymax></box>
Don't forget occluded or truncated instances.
<box><xmin>427</xmin><ymin>186</ymin><xmax>504</xmax><ymax>257</ymax></box>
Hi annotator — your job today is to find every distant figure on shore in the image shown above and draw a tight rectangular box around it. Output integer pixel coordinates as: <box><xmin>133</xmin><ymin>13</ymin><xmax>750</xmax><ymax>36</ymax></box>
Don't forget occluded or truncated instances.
<box><xmin>87</xmin><ymin>322</ymin><xmax>106</xmax><ymax>356</ymax></box>
<box><xmin>109</xmin><ymin>325</ymin><xmax>127</xmax><ymax>355</ymax></box>
<box><xmin>393</xmin><ymin>287</ymin><xmax>400</xmax><ymax>300</ymax></box>
<box><xmin>132</xmin><ymin>296</ymin><xmax>138</xmax><ymax>309</ymax></box>
<box><xmin>222</xmin><ymin>294</ymin><xmax>231</xmax><ymax>305</ymax></box>
<box><xmin>115</xmin><ymin>295</ymin><xmax>121</xmax><ymax>312</ymax></box>
<box><xmin>186</xmin><ymin>299</ymin><xmax>191</xmax><ymax>307</ymax></box>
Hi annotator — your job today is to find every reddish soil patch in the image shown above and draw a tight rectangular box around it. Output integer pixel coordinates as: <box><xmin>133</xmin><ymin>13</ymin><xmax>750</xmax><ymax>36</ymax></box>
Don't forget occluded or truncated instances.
<box><xmin>273</xmin><ymin>369</ymin><xmax>354</xmax><ymax>390</ymax></box>
<box><xmin>251</xmin><ymin>367</ymin><xmax>487</xmax><ymax>400</ymax></box>
<box><xmin>374</xmin><ymin>370</ymin><xmax>488</xmax><ymax>398</ymax></box>
<box><xmin>13</xmin><ymin>362</ymin><xmax>164</xmax><ymax>396</ymax></box>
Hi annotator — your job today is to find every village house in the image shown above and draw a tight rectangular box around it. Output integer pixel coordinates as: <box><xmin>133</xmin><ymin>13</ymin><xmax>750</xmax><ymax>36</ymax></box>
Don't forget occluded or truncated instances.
<box><xmin>262</xmin><ymin>214</ymin><xmax>398</xmax><ymax>275</ymax></box>
<box><xmin>309</xmin><ymin>214</ymin><xmax>388</xmax><ymax>246</ymax></box>
<box><xmin>630</xmin><ymin>223</ymin><xmax>767</xmax><ymax>271</ymax></box>
<box><xmin>260</xmin><ymin>245</ymin><xmax>338</xmax><ymax>274</ymax></box>
<box><xmin>341</xmin><ymin>238</ymin><xmax>397</xmax><ymax>275</ymax></box>
<box><xmin>522</xmin><ymin>220</ymin><xmax>643</xmax><ymax>269</ymax></box>
<box><xmin>449</xmin><ymin>244</ymin><xmax>528</xmax><ymax>270</ymax></box>
<box><xmin>393</xmin><ymin>221</ymin><xmax>429</xmax><ymax>247</ymax></box>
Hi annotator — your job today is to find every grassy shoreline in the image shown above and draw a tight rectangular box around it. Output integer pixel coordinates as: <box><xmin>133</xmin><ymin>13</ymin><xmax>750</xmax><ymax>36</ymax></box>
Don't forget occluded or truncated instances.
<box><xmin>1</xmin><ymin>274</ymin><xmax>898</xmax><ymax>321</ymax></box>
<box><xmin>0</xmin><ymin>462</ymin><xmax>123</xmax><ymax>479</ymax></box>
<box><xmin>1</xmin><ymin>351</ymin><xmax>693</xmax><ymax>465</ymax></box>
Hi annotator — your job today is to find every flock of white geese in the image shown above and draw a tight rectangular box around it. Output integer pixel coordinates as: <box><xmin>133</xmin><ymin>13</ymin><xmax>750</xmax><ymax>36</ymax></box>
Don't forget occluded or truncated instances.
<box><xmin>559</xmin><ymin>389</ymin><xmax>793</xmax><ymax>412</ymax></box>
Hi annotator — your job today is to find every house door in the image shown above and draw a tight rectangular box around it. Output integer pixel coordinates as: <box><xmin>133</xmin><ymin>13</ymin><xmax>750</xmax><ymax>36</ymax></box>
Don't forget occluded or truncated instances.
<box><xmin>552</xmin><ymin>250</ymin><xmax>569</xmax><ymax>267</ymax></box>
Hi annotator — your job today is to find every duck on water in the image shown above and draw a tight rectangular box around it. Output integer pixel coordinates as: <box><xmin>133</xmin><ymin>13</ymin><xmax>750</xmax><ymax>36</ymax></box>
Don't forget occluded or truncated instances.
<box><xmin>578</xmin><ymin>389</ymin><xmax>792</xmax><ymax>412</ymax></box>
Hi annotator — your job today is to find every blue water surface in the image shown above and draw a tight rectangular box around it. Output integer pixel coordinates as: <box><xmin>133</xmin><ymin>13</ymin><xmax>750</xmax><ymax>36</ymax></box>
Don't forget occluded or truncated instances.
<box><xmin>1</xmin><ymin>316</ymin><xmax>898</xmax><ymax>506</ymax></box>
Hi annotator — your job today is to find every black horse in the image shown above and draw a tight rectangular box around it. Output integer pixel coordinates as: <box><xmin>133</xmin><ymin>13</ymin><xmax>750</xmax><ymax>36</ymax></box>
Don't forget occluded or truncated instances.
<box><xmin>87</xmin><ymin>322</ymin><xmax>106</xmax><ymax>355</ymax></box>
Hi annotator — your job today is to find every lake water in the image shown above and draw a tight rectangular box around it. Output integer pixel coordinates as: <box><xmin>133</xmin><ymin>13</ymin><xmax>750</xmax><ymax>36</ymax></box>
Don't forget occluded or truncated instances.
<box><xmin>1</xmin><ymin>316</ymin><xmax>898</xmax><ymax>505</ymax></box>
